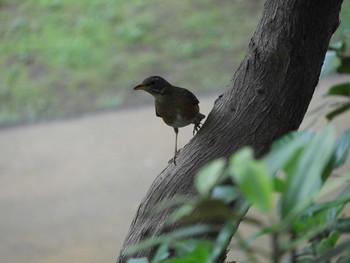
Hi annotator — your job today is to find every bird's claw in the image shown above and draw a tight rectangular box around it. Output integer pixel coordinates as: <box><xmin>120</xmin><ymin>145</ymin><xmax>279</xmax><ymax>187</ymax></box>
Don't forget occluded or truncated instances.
<box><xmin>169</xmin><ymin>149</ymin><xmax>181</xmax><ymax>165</ymax></box>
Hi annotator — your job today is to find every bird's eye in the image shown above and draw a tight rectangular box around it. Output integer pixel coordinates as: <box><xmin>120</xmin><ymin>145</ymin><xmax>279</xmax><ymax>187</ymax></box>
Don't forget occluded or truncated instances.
<box><xmin>149</xmin><ymin>81</ymin><xmax>156</xmax><ymax>85</ymax></box>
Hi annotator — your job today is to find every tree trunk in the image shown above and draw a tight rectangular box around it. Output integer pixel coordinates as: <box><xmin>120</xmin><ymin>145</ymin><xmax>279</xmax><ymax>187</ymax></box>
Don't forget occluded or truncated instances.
<box><xmin>117</xmin><ymin>0</ymin><xmax>343</xmax><ymax>262</ymax></box>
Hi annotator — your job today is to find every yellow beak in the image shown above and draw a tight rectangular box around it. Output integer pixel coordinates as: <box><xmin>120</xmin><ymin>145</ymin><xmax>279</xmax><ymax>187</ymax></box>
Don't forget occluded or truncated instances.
<box><xmin>133</xmin><ymin>85</ymin><xmax>147</xmax><ymax>91</ymax></box>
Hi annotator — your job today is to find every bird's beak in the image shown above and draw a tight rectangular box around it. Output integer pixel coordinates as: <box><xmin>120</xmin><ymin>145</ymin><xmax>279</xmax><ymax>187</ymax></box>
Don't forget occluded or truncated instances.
<box><xmin>133</xmin><ymin>84</ymin><xmax>147</xmax><ymax>91</ymax></box>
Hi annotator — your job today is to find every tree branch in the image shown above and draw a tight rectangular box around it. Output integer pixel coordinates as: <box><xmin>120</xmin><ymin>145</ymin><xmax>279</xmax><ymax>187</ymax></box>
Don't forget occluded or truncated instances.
<box><xmin>117</xmin><ymin>0</ymin><xmax>343</xmax><ymax>262</ymax></box>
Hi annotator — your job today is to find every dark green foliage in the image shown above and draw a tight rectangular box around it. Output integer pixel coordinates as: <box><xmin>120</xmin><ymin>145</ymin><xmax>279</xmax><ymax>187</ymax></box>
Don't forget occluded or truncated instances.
<box><xmin>321</xmin><ymin>41</ymin><xmax>350</xmax><ymax>121</ymax></box>
<box><xmin>125</xmin><ymin>124</ymin><xmax>350</xmax><ymax>263</ymax></box>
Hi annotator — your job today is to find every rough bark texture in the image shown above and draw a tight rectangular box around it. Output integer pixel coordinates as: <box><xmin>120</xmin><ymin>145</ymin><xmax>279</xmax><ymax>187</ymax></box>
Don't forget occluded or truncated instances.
<box><xmin>117</xmin><ymin>0</ymin><xmax>343</xmax><ymax>262</ymax></box>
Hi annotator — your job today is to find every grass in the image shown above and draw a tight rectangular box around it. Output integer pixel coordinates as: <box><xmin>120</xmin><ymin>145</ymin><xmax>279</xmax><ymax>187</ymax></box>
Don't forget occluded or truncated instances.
<box><xmin>0</xmin><ymin>0</ymin><xmax>349</xmax><ymax>126</ymax></box>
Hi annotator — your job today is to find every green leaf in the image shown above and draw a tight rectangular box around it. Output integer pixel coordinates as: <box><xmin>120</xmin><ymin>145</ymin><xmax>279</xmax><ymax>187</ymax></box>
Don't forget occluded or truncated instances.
<box><xmin>311</xmin><ymin>232</ymin><xmax>341</xmax><ymax>256</ymax></box>
<box><xmin>167</xmin><ymin>203</ymin><xmax>195</xmax><ymax>224</ymax></box>
<box><xmin>295</xmin><ymin>258</ymin><xmax>315</xmax><ymax>263</ymax></box>
<box><xmin>333</xmin><ymin>130</ymin><xmax>350</xmax><ymax>168</ymax></box>
<box><xmin>322</xmin><ymin>133</ymin><xmax>350</xmax><ymax>181</ymax></box>
<box><xmin>322</xmin><ymin>131</ymin><xmax>350</xmax><ymax>181</ymax></box>
<box><xmin>337</xmin><ymin>56</ymin><xmax>350</xmax><ymax>74</ymax></box>
<box><xmin>195</xmin><ymin>159</ymin><xmax>226</xmax><ymax>196</ymax></box>
<box><xmin>319</xmin><ymin>174</ymin><xmax>350</xmax><ymax>198</ymax></box>
<box><xmin>281</xmin><ymin>126</ymin><xmax>336</xmax><ymax>218</ymax></box>
<box><xmin>243</xmin><ymin>225</ymin><xmax>276</xmax><ymax>247</ymax></box>
<box><xmin>152</xmin><ymin>244</ymin><xmax>169</xmax><ymax>263</ymax></box>
<box><xmin>185</xmin><ymin>245</ymin><xmax>210</xmax><ymax>262</ymax></box>
<box><xmin>211</xmin><ymin>186</ymin><xmax>240</xmax><ymax>203</ymax></box>
<box><xmin>207</xmin><ymin>221</ymin><xmax>238</xmax><ymax>263</ymax></box>
<box><xmin>128</xmin><ymin>258</ymin><xmax>149</xmax><ymax>263</ymax></box>
<box><xmin>326</xmin><ymin>102</ymin><xmax>350</xmax><ymax>121</ymax></box>
<box><xmin>337</xmin><ymin>253</ymin><xmax>350</xmax><ymax>263</ymax></box>
<box><xmin>325</xmin><ymin>82</ymin><xmax>350</xmax><ymax>97</ymax></box>
<box><xmin>153</xmin><ymin>196</ymin><xmax>193</xmax><ymax>214</ymax></box>
<box><xmin>230</xmin><ymin>148</ymin><xmax>274</xmax><ymax>213</ymax></box>
<box><xmin>124</xmin><ymin>224</ymin><xmax>220</xmax><ymax>255</ymax></box>
<box><xmin>265</xmin><ymin>130</ymin><xmax>313</xmax><ymax>175</ymax></box>
<box><xmin>334</xmin><ymin>217</ymin><xmax>350</xmax><ymax>233</ymax></box>
<box><xmin>321</xmin><ymin>50</ymin><xmax>342</xmax><ymax>77</ymax></box>
<box><xmin>162</xmin><ymin>258</ymin><xmax>187</xmax><ymax>263</ymax></box>
<box><xmin>324</xmin><ymin>232</ymin><xmax>341</xmax><ymax>247</ymax></box>
<box><xmin>175</xmin><ymin>199</ymin><xmax>237</xmax><ymax>224</ymax></box>
<box><xmin>328</xmin><ymin>41</ymin><xmax>347</xmax><ymax>54</ymax></box>
<box><xmin>273</xmin><ymin>176</ymin><xmax>285</xmax><ymax>192</ymax></box>
<box><xmin>163</xmin><ymin>245</ymin><xmax>209</xmax><ymax>263</ymax></box>
<box><xmin>315</xmin><ymin>240</ymin><xmax>350</xmax><ymax>262</ymax></box>
<box><xmin>172</xmin><ymin>239</ymin><xmax>212</xmax><ymax>257</ymax></box>
<box><xmin>302</xmin><ymin>182</ymin><xmax>350</xmax><ymax>220</ymax></box>
<box><xmin>333</xmin><ymin>183</ymin><xmax>350</xmax><ymax>213</ymax></box>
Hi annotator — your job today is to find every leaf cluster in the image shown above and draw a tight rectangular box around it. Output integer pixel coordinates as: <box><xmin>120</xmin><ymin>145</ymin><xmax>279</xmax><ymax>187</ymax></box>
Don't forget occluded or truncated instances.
<box><xmin>125</xmin><ymin>125</ymin><xmax>350</xmax><ymax>263</ymax></box>
<box><xmin>321</xmin><ymin>41</ymin><xmax>350</xmax><ymax>121</ymax></box>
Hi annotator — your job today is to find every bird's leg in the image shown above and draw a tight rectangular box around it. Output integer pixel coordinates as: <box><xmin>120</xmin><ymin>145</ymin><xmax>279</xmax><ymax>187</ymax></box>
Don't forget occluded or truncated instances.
<box><xmin>169</xmin><ymin>127</ymin><xmax>180</xmax><ymax>165</ymax></box>
<box><xmin>174</xmin><ymin>127</ymin><xmax>179</xmax><ymax>164</ymax></box>
<box><xmin>174</xmin><ymin>127</ymin><xmax>178</xmax><ymax>154</ymax></box>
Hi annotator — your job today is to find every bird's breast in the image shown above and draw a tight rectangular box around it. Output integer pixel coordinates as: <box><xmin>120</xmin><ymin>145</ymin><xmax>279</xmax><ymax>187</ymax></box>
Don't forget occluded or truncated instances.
<box><xmin>155</xmin><ymin>94</ymin><xmax>200</xmax><ymax>128</ymax></box>
<box><xmin>171</xmin><ymin>112</ymin><xmax>194</xmax><ymax>128</ymax></box>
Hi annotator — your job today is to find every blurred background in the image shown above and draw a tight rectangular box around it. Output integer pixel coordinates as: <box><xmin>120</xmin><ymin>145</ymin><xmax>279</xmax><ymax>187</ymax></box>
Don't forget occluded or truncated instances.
<box><xmin>0</xmin><ymin>0</ymin><xmax>350</xmax><ymax>263</ymax></box>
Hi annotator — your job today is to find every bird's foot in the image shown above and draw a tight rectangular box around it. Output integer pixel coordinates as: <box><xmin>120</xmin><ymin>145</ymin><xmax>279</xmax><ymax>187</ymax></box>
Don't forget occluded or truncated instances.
<box><xmin>168</xmin><ymin>149</ymin><xmax>181</xmax><ymax>165</ymax></box>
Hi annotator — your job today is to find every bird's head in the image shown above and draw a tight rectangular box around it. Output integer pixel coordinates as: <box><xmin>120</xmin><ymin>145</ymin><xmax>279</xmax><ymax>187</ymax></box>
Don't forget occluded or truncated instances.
<box><xmin>133</xmin><ymin>76</ymin><xmax>171</xmax><ymax>96</ymax></box>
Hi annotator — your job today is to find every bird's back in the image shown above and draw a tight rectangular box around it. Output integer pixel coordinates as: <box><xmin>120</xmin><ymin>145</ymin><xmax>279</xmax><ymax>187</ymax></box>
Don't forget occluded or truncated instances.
<box><xmin>155</xmin><ymin>86</ymin><xmax>203</xmax><ymax>128</ymax></box>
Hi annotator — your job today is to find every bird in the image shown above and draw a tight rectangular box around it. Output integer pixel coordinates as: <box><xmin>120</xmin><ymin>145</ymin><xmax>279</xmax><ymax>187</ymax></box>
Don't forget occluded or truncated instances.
<box><xmin>133</xmin><ymin>76</ymin><xmax>205</xmax><ymax>164</ymax></box>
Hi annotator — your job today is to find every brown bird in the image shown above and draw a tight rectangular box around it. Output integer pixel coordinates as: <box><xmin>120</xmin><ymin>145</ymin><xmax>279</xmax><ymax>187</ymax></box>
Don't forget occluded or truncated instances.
<box><xmin>134</xmin><ymin>76</ymin><xmax>205</xmax><ymax>163</ymax></box>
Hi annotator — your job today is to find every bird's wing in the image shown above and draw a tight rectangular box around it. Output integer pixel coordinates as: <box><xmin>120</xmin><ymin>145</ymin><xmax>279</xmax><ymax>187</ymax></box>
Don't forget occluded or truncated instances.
<box><xmin>179</xmin><ymin>87</ymin><xmax>199</xmax><ymax>105</ymax></box>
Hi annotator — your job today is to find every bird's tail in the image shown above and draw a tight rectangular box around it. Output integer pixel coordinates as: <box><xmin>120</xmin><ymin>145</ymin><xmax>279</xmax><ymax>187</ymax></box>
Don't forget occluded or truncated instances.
<box><xmin>197</xmin><ymin>113</ymin><xmax>205</xmax><ymax>122</ymax></box>
<box><xmin>193</xmin><ymin>113</ymin><xmax>205</xmax><ymax>135</ymax></box>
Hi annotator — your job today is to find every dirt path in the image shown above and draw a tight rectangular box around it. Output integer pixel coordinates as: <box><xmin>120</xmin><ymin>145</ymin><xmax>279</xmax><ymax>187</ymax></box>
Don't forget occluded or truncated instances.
<box><xmin>0</xmin><ymin>76</ymin><xmax>349</xmax><ymax>263</ymax></box>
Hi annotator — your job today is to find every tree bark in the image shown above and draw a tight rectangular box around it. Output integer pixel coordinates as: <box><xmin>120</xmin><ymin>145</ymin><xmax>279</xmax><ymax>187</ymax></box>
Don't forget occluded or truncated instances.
<box><xmin>117</xmin><ymin>0</ymin><xmax>343</xmax><ymax>262</ymax></box>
